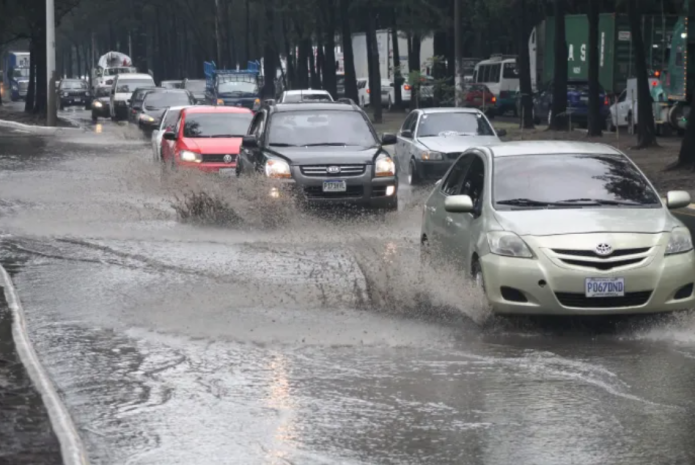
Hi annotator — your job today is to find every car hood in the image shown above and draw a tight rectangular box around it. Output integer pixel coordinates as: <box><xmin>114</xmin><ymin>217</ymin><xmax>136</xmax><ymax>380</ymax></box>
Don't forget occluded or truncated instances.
<box><xmin>269</xmin><ymin>146</ymin><xmax>383</xmax><ymax>165</ymax></box>
<box><xmin>184</xmin><ymin>137</ymin><xmax>242</xmax><ymax>154</ymax></box>
<box><xmin>419</xmin><ymin>135</ymin><xmax>500</xmax><ymax>152</ymax></box>
<box><xmin>493</xmin><ymin>207</ymin><xmax>677</xmax><ymax>236</ymax></box>
<box><xmin>141</xmin><ymin>108</ymin><xmax>166</xmax><ymax>120</ymax></box>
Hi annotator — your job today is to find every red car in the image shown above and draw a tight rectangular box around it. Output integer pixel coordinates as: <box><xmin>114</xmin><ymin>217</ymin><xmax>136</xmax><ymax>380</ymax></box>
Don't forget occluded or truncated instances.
<box><xmin>161</xmin><ymin>106</ymin><xmax>253</xmax><ymax>174</ymax></box>
<box><xmin>463</xmin><ymin>84</ymin><xmax>497</xmax><ymax>116</ymax></box>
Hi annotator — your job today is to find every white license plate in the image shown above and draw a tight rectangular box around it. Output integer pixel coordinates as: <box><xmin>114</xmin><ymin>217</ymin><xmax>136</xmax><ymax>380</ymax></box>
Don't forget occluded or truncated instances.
<box><xmin>323</xmin><ymin>180</ymin><xmax>346</xmax><ymax>192</ymax></box>
<box><xmin>218</xmin><ymin>168</ymin><xmax>235</xmax><ymax>176</ymax></box>
<box><xmin>75</xmin><ymin>98</ymin><xmax>82</xmax><ymax>102</ymax></box>
<box><xmin>585</xmin><ymin>277</ymin><xmax>625</xmax><ymax>298</ymax></box>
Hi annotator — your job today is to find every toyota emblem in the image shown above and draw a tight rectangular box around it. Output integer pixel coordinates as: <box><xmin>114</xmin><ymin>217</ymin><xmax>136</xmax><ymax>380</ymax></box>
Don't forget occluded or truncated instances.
<box><xmin>327</xmin><ymin>166</ymin><xmax>341</xmax><ymax>174</ymax></box>
<box><xmin>595</xmin><ymin>243</ymin><xmax>613</xmax><ymax>256</ymax></box>
<box><xmin>223</xmin><ymin>154</ymin><xmax>233</xmax><ymax>163</ymax></box>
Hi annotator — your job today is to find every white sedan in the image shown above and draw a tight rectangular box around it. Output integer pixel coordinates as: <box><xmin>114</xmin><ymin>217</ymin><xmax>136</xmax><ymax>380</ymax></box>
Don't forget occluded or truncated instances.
<box><xmin>150</xmin><ymin>105</ymin><xmax>191</xmax><ymax>161</ymax></box>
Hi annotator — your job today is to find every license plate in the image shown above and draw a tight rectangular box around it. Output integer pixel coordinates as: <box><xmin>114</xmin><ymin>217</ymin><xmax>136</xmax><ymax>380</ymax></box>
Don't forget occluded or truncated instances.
<box><xmin>585</xmin><ymin>277</ymin><xmax>625</xmax><ymax>298</ymax></box>
<box><xmin>323</xmin><ymin>180</ymin><xmax>346</xmax><ymax>192</ymax></box>
<box><xmin>75</xmin><ymin>98</ymin><xmax>82</xmax><ymax>102</ymax></box>
<box><xmin>218</xmin><ymin>168</ymin><xmax>235</xmax><ymax>176</ymax></box>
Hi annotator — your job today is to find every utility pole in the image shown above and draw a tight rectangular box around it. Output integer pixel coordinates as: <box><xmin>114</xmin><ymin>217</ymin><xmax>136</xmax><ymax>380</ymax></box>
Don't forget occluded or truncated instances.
<box><xmin>214</xmin><ymin>0</ymin><xmax>222</xmax><ymax>66</ymax></box>
<box><xmin>46</xmin><ymin>0</ymin><xmax>57</xmax><ymax>126</ymax></box>
<box><xmin>128</xmin><ymin>32</ymin><xmax>133</xmax><ymax>59</ymax></box>
<box><xmin>454</xmin><ymin>0</ymin><xmax>462</xmax><ymax>107</ymax></box>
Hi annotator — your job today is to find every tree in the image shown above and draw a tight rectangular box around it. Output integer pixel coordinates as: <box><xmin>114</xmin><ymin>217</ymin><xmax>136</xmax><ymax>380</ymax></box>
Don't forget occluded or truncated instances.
<box><xmin>517</xmin><ymin>0</ymin><xmax>534</xmax><ymax>128</ymax></box>
<box><xmin>587</xmin><ymin>0</ymin><xmax>602</xmax><ymax>136</ymax></box>
<box><xmin>671</xmin><ymin>97</ymin><xmax>695</xmax><ymax>169</ymax></box>
<box><xmin>339</xmin><ymin>0</ymin><xmax>358</xmax><ymax>102</ymax></box>
<box><xmin>627</xmin><ymin>0</ymin><xmax>657</xmax><ymax>148</ymax></box>
<box><xmin>549</xmin><ymin>0</ymin><xmax>568</xmax><ymax>130</ymax></box>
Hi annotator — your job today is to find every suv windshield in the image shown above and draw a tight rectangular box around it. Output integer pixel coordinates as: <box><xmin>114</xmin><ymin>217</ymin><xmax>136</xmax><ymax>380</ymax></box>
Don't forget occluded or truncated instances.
<box><xmin>493</xmin><ymin>154</ymin><xmax>661</xmax><ymax>209</ymax></box>
<box><xmin>144</xmin><ymin>92</ymin><xmax>191</xmax><ymax>110</ymax></box>
<box><xmin>218</xmin><ymin>81</ymin><xmax>258</xmax><ymax>96</ymax></box>
<box><xmin>183</xmin><ymin>112</ymin><xmax>253</xmax><ymax>138</ymax></box>
<box><xmin>185</xmin><ymin>80</ymin><xmax>206</xmax><ymax>93</ymax></box>
<box><xmin>417</xmin><ymin>112</ymin><xmax>495</xmax><ymax>137</ymax></box>
<box><xmin>60</xmin><ymin>81</ymin><xmax>87</xmax><ymax>90</ymax></box>
<box><xmin>117</xmin><ymin>80</ymin><xmax>154</xmax><ymax>93</ymax></box>
<box><xmin>96</xmin><ymin>87</ymin><xmax>111</xmax><ymax>97</ymax></box>
<box><xmin>283</xmin><ymin>93</ymin><xmax>332</xmax><ymax>103</ymax></box>
<box><xmin>268</xmin><ymin>110</ymin><xmax>377</xmax><ymax>147</ymax></box>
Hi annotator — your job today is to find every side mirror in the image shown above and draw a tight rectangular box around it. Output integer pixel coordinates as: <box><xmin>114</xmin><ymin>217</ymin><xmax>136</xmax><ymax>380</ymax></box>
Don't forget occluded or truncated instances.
<box><xmin>666</xmin><ymin>190</ymin><xmax>691</xmax><ymax>209</ymax></box>
<box><xmin>162</xmin><ymin>131</ymin><xmax>177</xmax><ymax>141</ymax></box>
<box><xmin>444</xmin><ymin>195</ymin><xmax>474</xmax><ymax>213</ymax></box>
<box><xmin>242</xmin><ymin>135</ymin><xmax>259</xmax><ymax>148</ymax></box>
<box><xmin>400</xmin><ymin>129</ymin><xmax>413</xmax><ymax>139</ymax></box>
<box><xmin>381</xmin><ymin>133</ymin><xmax>397</xmax><ymax>145</ymax></box>
<box><xmin>496</xmin><ymin>128</ymin><xmax>508</xmax><ymax>137</ymax></box>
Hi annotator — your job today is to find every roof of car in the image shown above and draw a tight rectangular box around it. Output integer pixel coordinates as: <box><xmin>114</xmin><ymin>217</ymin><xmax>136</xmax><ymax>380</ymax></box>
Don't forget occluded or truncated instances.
<box><xmin>420</xmin><ymin>107</ymin><xmax>482</xmax><ymax>115</ymax></box>
<box><xmin>183</xmin><ymin>106</ymin><xmax>251</xmax><ymax>114</ymax></box>
<box><xmin>118</xmin><ymin>73</ymin><xmax>154</xmax><ymax>80</ymax></box>
<box><xmin>486</xmin><ymin>141</ymin><xmax>622</xmax><ymax>158</ymax></box>
<box><xmin>284</xmin><ymin>89</ymin><xmax>330</xmax><ymax>95</ymax></box>
<box><xmin>272</xmin><ymin>102</ymin><xmax>358</xmax><ymax>112</ymax></box>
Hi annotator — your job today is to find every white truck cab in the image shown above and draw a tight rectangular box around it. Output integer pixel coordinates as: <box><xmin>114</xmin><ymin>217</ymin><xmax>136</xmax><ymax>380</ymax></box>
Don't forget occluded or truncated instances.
<box><xmin>109</xmin><ymin>73</ymin><xmax>155</xmax><ymax>120</ymax></box>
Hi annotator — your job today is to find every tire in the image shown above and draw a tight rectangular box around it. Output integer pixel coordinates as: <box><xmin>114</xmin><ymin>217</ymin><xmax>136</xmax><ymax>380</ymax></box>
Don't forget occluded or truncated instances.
<box><xmin>91</xmin><ymin>112</ymin><xmax>98</xmax><ymax>123</ymax></box>
<box><xmin>408</xmin><ymin>159</ymin><xmax>421</xmax><ymax>186</ymax></box>
<box><xmin>471</xmin><ymin>259</ymin><xmax>492</xmax><ymax>313</ymax></box>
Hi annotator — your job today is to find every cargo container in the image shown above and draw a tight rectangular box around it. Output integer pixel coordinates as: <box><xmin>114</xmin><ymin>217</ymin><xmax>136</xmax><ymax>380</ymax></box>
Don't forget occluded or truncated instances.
<box><xmin>530</xmin><ymin>14</ymin><xmax>679</xmax><ymax>95</ymax></box>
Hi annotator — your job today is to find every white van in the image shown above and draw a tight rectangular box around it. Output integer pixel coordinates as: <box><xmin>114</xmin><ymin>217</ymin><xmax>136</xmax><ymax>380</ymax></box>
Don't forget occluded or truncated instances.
<box><xmin>110</xmin><ymin>73</ymin><xmax>155</xmax><ymax>120</ymax></box>
<box><xmin>473</xmin><ymin>55</ymin><xmax>519</xmax><ymax>115</ymax></box>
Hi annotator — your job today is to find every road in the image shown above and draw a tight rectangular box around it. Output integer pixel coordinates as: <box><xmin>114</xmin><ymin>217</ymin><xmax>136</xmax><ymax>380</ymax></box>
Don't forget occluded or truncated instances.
<box><xmin>2</xmin><ymin>105</ymin><xmax>695</xmax><ymax>465</ymax></box>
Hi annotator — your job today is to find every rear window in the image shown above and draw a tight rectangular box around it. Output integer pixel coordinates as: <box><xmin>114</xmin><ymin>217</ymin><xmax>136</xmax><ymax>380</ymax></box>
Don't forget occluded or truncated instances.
<box><xmin>117</xmin><ymin>79</ymin><xmax>154</xmax><ymax>93</ymax></box>
<box><xmin>417</xmin><ymin>112</ymin><xmax>495</xmax><ymax>137</ymax></box>
<box><xmin>60</xmin><ymin>81</ymin><xmax>87</xmax><ymax>90</ymax></box>
<box><xmin>183</xmin><ymin>112</ymin><xmax>253</xmax><ymax>138</ymax></box>
<box><xmin>144</xmin><ymin>92</ymin><xmax>192</xmax><ymax>109</ymax></box>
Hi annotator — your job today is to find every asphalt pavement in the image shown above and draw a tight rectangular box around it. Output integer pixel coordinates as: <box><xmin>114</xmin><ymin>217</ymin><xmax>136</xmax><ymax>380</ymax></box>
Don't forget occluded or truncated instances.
<box><xmin>2</xmin><ymin>106</ymin><xmax>695</xmax><ymax>464</ymax></box>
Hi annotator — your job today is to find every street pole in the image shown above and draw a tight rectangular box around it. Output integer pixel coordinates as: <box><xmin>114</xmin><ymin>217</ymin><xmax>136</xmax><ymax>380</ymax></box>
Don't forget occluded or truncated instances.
<box><xmin>46</xmin><ymin>0</ymin><xmax>57</xmax><ymax>126</ymax></box>
<box><xmin>454</xmin><ymin>0</ymin><xmax>462</xmax><ymax>107</ymax></box>
<box><xmin>214</xmin><ymin>0</ymin><xmax>222</xmax><ymax>67</ymax></box>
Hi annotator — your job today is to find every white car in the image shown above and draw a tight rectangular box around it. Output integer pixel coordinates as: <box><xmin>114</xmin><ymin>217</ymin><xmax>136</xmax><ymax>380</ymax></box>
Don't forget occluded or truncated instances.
<box><xmin>278</xmin><ymin>89</ymin><xmax>333</xmax><ymax>103</ymax></box>
<box><xmin>150</xmin><ymin>105</ymin><xmax>191</xmax><ymax>161</ymax></box>
<box><xmin>421</xmin><ymin>140</ymin><xmax>695</xmax><ymax>316</ymax></box>
<box><xmin>109</xmin><ymin>73</ymin><xmax>155</xmax><ymax>121</ymax></box>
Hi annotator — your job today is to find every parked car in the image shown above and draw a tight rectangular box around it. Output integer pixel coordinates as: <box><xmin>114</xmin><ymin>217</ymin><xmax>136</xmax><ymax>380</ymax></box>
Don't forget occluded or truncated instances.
<box><xmin>532</xmin><ymin>79</ymin><xmax>610</xmax><ymax>128</ymax></box>
<box><xmin>182</xmin><ymin>78</ymin><xmax>207</xmax><ymax>103</ymax></box>
<box><xmin>135</xmin><ymin>89</ymin><xmax>196</xmax><ymax>133</ymax></box>
<box><xmin>236</xmin><ymin>100</ymin><xmax>398</xmax><ymax>211</ymax></box>
<box><xmin>110</xmin><ymin>73</ymin><xmax>156</xmax><ymax>120</ymax></box>
<box><xmin>394</xmin><ymin>108</ymin><xmax>503</xmax><ymax>186</ymax></box>
<box><xmin>462</xmin><ymin>83</ymin><xmax>497</xmax><ymax>117</ymax></box>
<box><xmin>161</xmin><ymin>106</ymin><xmax>253</xmax><ymax>175</ymax></box>
<box><xmin>151</xmin><ymin>105</ymin><xmax>192</xmax><ymax>161</ymax></box>
<box><xmin>90</xmin><ymin>86</ymin><xmax>112</xmax><ymax>122</ymax></box>
<box><xmin>57</xmin><ymin>79</ymin><xmax>91</xmax><ymax>110</ymax></box>
<box><xmin>278</xmin><ymin>89</ymin><xmax>333</xmax><ymax>103</ymax></box>
<box><xmin>161</xmin><ymin>80</ymin><xmax>182</xmax><ymax>89</ymax></box>
<box><xmin>420</xmin><ymin>140</ymin><xmax>695</xmax><ymax>315</ymax></box>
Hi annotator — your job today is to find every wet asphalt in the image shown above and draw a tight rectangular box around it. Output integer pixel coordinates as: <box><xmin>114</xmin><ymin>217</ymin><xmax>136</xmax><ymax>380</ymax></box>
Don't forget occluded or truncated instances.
<box><xmin>2</xmin><ymin>105</ymin><xmax>695</xmax><ymax>464</ymax></box>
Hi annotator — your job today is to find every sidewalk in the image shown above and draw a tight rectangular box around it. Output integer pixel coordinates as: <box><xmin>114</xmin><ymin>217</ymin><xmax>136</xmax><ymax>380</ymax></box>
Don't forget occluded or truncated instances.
<box><xmin>0</xmin><ymin>99</ymin><xmax>75</xmax><ymax>128</ymax></box>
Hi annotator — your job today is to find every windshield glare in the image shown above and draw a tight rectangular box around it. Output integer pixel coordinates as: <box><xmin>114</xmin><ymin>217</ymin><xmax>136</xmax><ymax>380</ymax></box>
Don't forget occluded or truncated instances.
<box><xmin>144</xmin><ymin>92</ymin><xmax>191</xmax><ymax>109</ymax></box>
<box><xmin>185</xmin><ymin>80</ymin><xmax>206</xmax><ymax>92</ymax></box>
<box><xmin>493</xmin><ymin>154</ymin><xmax>661</xmax><ymax>208</ymax></box>
<box><xmin>218</xmin><ymin>81</ymin><xmax>258</xmax><ymax>95</ymax></box>
<box><xmin>116</xmin><ymin>80</ymin><xmax>154</xmax><ymax>93</ymax></box>
<box><xmin>61</xmin><ymin>81</ymin><xmax>87</xmax><ymax>90</ymax></box>
<box><xmin>417</xmin><ymin>112</ymin><xmax>494</xmax><ymax>137</ymax></box>
<box><xmin>268</xmin><ymin>111</ymin><xmax>376</xmax><ymax>147</ymax></box>
<box><xmin>183</xmin><ymin>112</ymin><xmax>253</xmax><ymax>138</ymax></box>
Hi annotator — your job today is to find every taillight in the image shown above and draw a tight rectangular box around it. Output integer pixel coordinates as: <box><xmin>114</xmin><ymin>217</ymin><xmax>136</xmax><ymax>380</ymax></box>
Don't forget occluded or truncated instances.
<box><xmin>404</xmin><ymin>84</ymin><xmax>411</xmax><ymax>91</ymax></box>
<box><xmin>604</xmin><ymin>95</ymin><xmax>609</xmax><ymax>106</ymax></box>
<box><xmin>366</xmin><ymin>88</ymin><xmax>370</xmax><ymax>93</ymax></box>
<box><xmin>491</xmin><ymin>96</ymin><xmax>497</xmax><ymax>103</ymax></box>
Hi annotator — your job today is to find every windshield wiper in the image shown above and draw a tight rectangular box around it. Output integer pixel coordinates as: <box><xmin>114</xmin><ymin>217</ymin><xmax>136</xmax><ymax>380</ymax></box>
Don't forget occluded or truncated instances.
<box><xmin>557</xmin><ymin>198</ymin><xmax>646</xmax><ymax>206</ymax></box>
<box><xmin>496</xmin><ymin>198</ymin><xmax>557</xmax><ymax>207</ymax></box>
<box><xmin>269</xmin><ymin>142</ymin><xmax>297</xmax><ymax>147</ymax></box>
<box><xmin>303</xmin><ymin>142</ymin><xmax>349</xmax><ymax>146</ymax></box>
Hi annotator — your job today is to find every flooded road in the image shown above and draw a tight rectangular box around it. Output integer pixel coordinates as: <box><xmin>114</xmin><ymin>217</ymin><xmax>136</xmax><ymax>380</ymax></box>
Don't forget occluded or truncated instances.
<box><xmin>2</xmin><ymin>110</ymin><xmax>695</xmax><ymax>464</ymax></box>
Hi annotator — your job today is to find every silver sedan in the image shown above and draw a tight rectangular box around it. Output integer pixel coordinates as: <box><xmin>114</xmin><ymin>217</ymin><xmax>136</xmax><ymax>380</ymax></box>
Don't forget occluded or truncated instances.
<box><xmin>150</xmin><ymin>105</ymin><xmax>191</xmax><ymax>161</ymax></box>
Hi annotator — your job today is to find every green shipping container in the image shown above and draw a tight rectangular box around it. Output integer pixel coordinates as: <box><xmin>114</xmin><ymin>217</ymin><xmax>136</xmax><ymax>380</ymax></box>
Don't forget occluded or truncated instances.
<box><xmin>541</xmin><ymin>14</ymin><xmax>679</xmax><ymax>94</ymax></box>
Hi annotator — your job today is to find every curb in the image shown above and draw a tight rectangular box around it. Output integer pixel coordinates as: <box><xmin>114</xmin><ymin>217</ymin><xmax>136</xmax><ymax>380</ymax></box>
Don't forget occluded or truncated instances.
<box><xmin>0</xmin><ymin>118</ymin><xmax>84</xmax><ymax>135</ymax></box>
<box><xmin>0</xmin><ymin>264</ymin><xmax>89</xmax><ymax>465</ymax></box>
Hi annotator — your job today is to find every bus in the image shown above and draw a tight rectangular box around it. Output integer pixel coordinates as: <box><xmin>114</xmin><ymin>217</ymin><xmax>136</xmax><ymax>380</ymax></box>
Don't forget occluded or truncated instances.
<box><xmin>473</xmin><ymin>55</ymin><xmax>519</xmax><ymax>115</ymax></box>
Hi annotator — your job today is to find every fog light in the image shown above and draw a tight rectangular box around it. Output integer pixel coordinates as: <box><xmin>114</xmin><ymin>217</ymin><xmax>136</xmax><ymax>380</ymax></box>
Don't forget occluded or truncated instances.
<box><xmin>385</xmin><ymin>185</ymin><xmax>395</xmax><ymax>196</ymax></box>
<box><xmin>270</xmin><ymin>187</ymin><xmax>280</xmax><ymax>199</ymax></box>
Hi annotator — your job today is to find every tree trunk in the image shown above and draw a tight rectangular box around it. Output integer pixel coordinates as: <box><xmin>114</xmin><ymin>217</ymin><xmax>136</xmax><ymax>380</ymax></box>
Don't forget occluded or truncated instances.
<box><xmin>33</xmin><ymin>27</ymin><xmax>47</xmax><ymax>115</ymax></box>
<box><xmin>308</xmin><ymin>39</ymin><xmax>319</xmax><ymax>89</ymax></box>
<box><xmin>245</xmin><ymin>0</ymin><xmax>251</xmax><ymax>63</ymax></box>
<box><xmin>322</xmin><ymin>0</ymin><xmax>337</xmax><ymax>98</ymax></box>
<box><xmin>432</xmin><ymin>31</ymin><xmax>447</xmax><ymax>79</ymax></box>
<box><xmin>391</xmin><ymin>23</ymin><xmax>402</xmax><ymax>107</ymax></box>
<box><xmin>366</xmin><ymin>11</ymin><xmax>383</xmax><ymax>122</ymax></box>
<box><xmin>297</xmin><ymin>37</ymin><xmax>310</xmax><ymax>88</ymax></box>
<box><xmin>550</xmin><ymin>0</ymin><xmax>568</xmax><ymax>130</ymax></box>
<box><xmin>674</xmin><ymin>95</ymin><xmax>695</xmax><ymax>168</ymax></box>
<box><xmin>262</xmin><ymin>0</ymin><xmax>277</xmax><ymax>98</ymax></box>
<box><xmin>409</xmin><ymin>33</ymin><xmax>421</xmax><ymax>111</ymax></box>
<box><xmin>518</xmin><ymin>0</ymin><xmax>534</xmax><ymax>129</ymax></box>
<box><xmin>25</xmin><ymin>39</ymin><xmax>36</xmax><ymax>113</ymax></box>
<box><xmin>627</xmin><ymin>0</ymin><xmax>657</xmax><ymax>148</ymax></box>
<box><xmin>282</xmin><ymin>17</ymin><xmax>295</xmax><ymax>90</ymax></box>
<box><xmin>587</xmin><ymin>0</ymin><xmax>602</xmax><ymax>136</ymax></box>
<box><xmin>339</xmin><ymin>0</ymin><xmax>358</xmax><ymax>102</ymax></box>
<box><xmin>316</xmin><ymin>41</ymin><xmax>325</xmax><ymax>88</ymax></box>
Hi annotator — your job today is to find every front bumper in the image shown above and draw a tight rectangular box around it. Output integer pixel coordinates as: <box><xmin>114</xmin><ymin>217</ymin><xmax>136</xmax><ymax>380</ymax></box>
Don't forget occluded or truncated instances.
<box><xmin>414</xmin><ymin>159</ymin><xmax>454</xmax><ymax>181</ymax></box>
<box><xmin>480</xmin><ymin>244</ymin><xmax>695</xmax><ymax>316</ymax></box>
<box><xmin>60</xmin><ymin>95</ymin><xmax>90</xmax><ymax>106</ymax></box>
<box><xmin>176</xmin><ymin>161</ymin><xmax>237</xmax><ymax>174</ymax></box>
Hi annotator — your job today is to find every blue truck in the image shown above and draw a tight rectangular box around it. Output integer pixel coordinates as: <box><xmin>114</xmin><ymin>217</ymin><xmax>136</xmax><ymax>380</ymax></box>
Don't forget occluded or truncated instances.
<box><xmin>204</xmin><ymin>60</ymin><xmax>262</xmax><ymax>111</ymax></box>
<box><xmin>3</xmin><ymin>51</ymin><xmax>31</xmax><ymax>101</ymax></box>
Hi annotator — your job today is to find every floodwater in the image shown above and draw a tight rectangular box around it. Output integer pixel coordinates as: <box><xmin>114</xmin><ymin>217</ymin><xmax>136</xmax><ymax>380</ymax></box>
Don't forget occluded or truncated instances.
<box><xmin>1</xmin><ymin>108</ymin><xmax>695</xmax><ymax>465</ymax></box>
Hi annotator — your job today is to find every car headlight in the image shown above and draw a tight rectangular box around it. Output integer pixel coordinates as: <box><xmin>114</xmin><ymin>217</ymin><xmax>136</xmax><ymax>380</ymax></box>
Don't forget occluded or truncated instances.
<box><xmin>665</xmin><ymin>227</ymin><xmax>693</xmax><ymax>255</ymax></box>
<box><xmin>179</xmin><ymin>150</ymin><xmax>202</xmax><ymax>163</ymax></box>
<box><xmin>252</xmin><ymin>98</ymin><xmax>261</xmax><ymax>111</ymax></box>
<box><xmin>421</xmin><ymin>151</ymin><xmax>444</xmax><ymax>161</ymax></box>
<box><xmin>139</xmin><ymin>114</ymin><xmax>155</xmax><ymax>122</ymax></box>
<box><xmin>93</xmin><ymin>101</ymin><xmax>102</xmax><ymax>108</ymax></box>
<box><xmin>375</xmin><ymin>154</ymin><xmax>395</xmax><ymax>177</ymax></box>
<box><xmin>11</xmin><ymin>84</ymin><xmax>18</xmax><ymax>90</ymax></box>
<box><xmin>265</xmin><ymin>159</ymin><xmax>291</xmax><ymax>178</ymax></box>
<box><xmin>62</xmin><ymin>92</ymin><xmax>68</xmax><ymax>97</ymax></box>
<box><xmin>216</xmin><ymin>98</ymin><xmax>224</xmax><ymax>105</ymax></box>
<box><xmin>487</xmin><ymin>231</ymin><xmax>533</xmax><ymax>258</ymax></box>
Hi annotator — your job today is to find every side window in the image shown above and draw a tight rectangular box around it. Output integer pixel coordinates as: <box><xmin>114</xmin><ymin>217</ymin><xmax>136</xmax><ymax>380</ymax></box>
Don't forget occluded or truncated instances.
<box><xmin>458</xmin><ymin>155</ymin><xmax>485</xmax><ymax>214</ymax></box>
<box><xmin>401</xmin><ymin>112</ymin><xmax>416</xmax><ymax>133</ymax></box>
<box><xmin>441</xmin><ymin>155</ymin><xmax>474</xmax><ymax>196</ymax></box>
<box><xmin>618</xmin><ymin>90</ymin><xmax>627</xmax><ymax>102</ymax></box>
<box><xmin>248</xmin><ymin>112</ymin><xmax>263</xmax><ymax>135</ymax></box>
<box><xmin>408</xmin><ymin>112</ymin><xmax>419</xmax><ymax>133</ymax></box>
<box><xmin>175</xmin><ymin>114</ymin><xmax>184</xmax><ymax>136</ymax></box>
<box><xmin>490</xmin><ymin>64</ymin><xmax>501</xmax><ymax>83</ymax></box>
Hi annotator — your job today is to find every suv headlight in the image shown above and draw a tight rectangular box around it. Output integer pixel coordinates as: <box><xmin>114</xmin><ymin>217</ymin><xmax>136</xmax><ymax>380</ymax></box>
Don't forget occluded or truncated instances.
<box><xmin>422</xmin><ymin>151</ymin><xmax>444</xmax><ymax>161</ymax></box>
<box><xmin>666</xmin><ymin>227</ymin><xmax>693</xmax><ymax>255</ymax></box>
<box><xmin>179</xmin><ymin>150</ymin><xmax>202</xmax><ymax>163</ymax></box>
<box><xmin>139</xmin><ymin>114</ymin><xmax>155</xmax><ymax>122</ymax></box>
<box><xmin>11</xmin><ymin>84</ymin><xmax>18</xmax><ymax>90</ymax></box>
<box><xmin>265</xmin><ymin>159</ymin><xmax>291</xmax><ymax>178</ymax></box>
<box><xmin>62</xmin><ymin>92</ymin><xmax>69</xmax><ymax>97</ymax></box>
<box><xmin>487</xmin><ymin>231</ymin><xmax>533</xmax><ymax>258</ymax></box>
<box><xmin>375</xmin><ymin>154</ymin><xmax>395</xmax><ymax>177</ymax></box>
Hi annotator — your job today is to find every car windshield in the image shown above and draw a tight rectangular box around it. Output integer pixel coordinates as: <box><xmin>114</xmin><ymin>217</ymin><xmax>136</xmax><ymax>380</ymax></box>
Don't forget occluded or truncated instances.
<box><xmin>267</xmin><ymin>110</ymin><xmax>377</xmax><ymax>147</ymax></box>
<box><xmin>96</xmin><ymin>87</ymin><xmax>111</xmax><ymax>97</ymax></box>
<box><xmin>185</xmin><ymin>80</ymin><xmax>206</xmax><ymax>92</ymax></box>
<box><xmin>117</xmin><ymin>80</ymin><xmax>154</xmax><ymax>93</ymax></box>
<box><xmin>61</xmin><ymin>81</ymin><xmax>87</xmax><ymax>90</ymax></box>
<box><xmin>417</xmin><ymin>112</ymin><xmax>495</xmax><ymax>137</ymax></box>
<box><xmin>217</xmin><ymin>81</ymin><xmax>258</xmax><ymax>96</ymax></box>
<box><xmin>183</xmin><ymin>112</ymin><xmax>253</xmax><ymax>138</ymax></box>
<box><xmin>283</xmin><ymin>93</ymin><xmax>332</xmax><ymax>103</ymax></box>
<box><xmin>493</xmin><ymin>154</ymin><xmax>661</xmax><ymax>209</ymax></box>
<box><xmin>144</xmin><ymin>92</ymin><xmax>191</xmax><ymax>110</ymax></box>
<box><xmin>13</xmin><ymin>68</ymin><xmax>29</xmax><ymax>78</ymax></box>
<box><xmin>162</xmin><ymin>109</ymin><xmax>183</xmax><ymax>129</ymax></box>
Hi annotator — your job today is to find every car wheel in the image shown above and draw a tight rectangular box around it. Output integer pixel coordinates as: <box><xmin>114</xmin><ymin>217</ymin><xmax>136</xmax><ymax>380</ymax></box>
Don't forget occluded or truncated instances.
<box><xmin>91</xmin><ymin>112</ymin><xmax>98</xmax><ymax>123</ymax></box>
<box><xmin>471</xmin><ymin>259</ymin><xmax>492</xmax><ymax>313</ymax></box>
<box><xmin>408</xmin><ymin>159</ymin><xmax>421</xmax><ymax>186</ymax></box>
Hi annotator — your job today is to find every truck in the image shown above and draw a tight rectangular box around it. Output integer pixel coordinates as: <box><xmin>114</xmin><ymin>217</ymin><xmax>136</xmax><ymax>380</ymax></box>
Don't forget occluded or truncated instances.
<box><xmin>203</xmin><ymin>60</ymin><xmax>262</xmax><ymax>111</ymax></box>
<box><xmin>349</xmin><ymin>30</ymin><xmax>434</xmax><ymax>81</ymax></box>
<box><xmin>529</xmin><ymin>13</ymin><xmax>679</xmax><ymax>96</ymax></box>
<box><xmin>3</xmin><ymin>51</ymin><xmax>30</xmax><ymax>101</ymax></box>
<box><xmin>91</xmin><ymin>51</ymin><xmax>137</xmax><ymax>91</ymax></box>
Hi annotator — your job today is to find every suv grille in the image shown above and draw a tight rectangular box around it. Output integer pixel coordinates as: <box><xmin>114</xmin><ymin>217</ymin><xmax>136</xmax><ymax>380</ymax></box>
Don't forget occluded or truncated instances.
<box><xmin>300</xmin><ymin>165</ymin><xmax>366</xmax><ymax>177</ymax></box>
<box><xmin>202</xmin><ymin>154</ymin><xmax>236</xmax><ymax>163</ymax></box>
<box><xmin>555</xmin><ymin>291</ymin><xmax>652</xmax><ymax>308</ymax></box>
<box><xmin>551</xmin><ymin>247</ymin><xmax>651</xmax><ymax>271</ymax></box>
